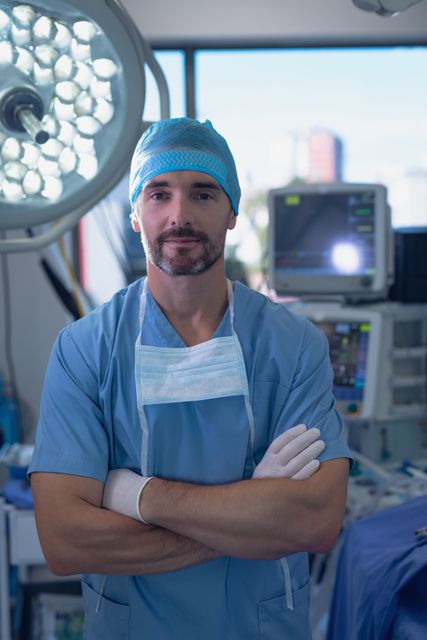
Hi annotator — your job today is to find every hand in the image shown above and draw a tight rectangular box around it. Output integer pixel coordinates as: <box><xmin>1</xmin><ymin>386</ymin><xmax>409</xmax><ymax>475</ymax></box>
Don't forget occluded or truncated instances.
<box><xmin>253</xmin><ymin>423</ymin><xmax>325</xmax><ymax>480</ymax></box>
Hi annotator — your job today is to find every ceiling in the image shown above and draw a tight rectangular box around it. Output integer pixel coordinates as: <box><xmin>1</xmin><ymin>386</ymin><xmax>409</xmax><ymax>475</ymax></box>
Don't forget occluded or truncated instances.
<box><xmin>121</xmin><ymin>0</ymin><xmax>427</xmax><ymax>46</ymax></box>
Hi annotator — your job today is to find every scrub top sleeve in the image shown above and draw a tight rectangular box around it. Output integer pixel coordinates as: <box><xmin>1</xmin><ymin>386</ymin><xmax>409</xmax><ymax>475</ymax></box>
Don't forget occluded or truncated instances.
<box><xmin>28</xmin><ymin>328</ymin><xmax>109</xmax><ymax>482</ymax></box>
<box><xmin>274</xmin><ymin>325</ymin><xmax>353</xmax><ymax>466</ymax></box>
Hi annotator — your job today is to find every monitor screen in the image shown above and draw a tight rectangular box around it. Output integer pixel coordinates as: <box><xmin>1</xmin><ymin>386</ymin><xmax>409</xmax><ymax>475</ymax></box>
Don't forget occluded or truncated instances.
<box><xmin>268</xmin><ymin>183</ymin><xmax>392</xmax><ymax>301</ymax></box>
<box><xmin>314</xmin><ymin>320</ymin><xmax>371</xmax><ymax>404</ymax></box>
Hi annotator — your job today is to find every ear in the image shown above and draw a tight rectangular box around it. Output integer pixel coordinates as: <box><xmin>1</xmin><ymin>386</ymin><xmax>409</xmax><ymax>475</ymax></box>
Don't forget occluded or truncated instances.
<box><xmin>130</xmin><ymin>209</ymin><xmax>142</xmax><ymax>233</ymax></box>
<box><xmin>227</xmin><ymin>211</ymin><xmax>237</xmax><ymax>230</ymax></box>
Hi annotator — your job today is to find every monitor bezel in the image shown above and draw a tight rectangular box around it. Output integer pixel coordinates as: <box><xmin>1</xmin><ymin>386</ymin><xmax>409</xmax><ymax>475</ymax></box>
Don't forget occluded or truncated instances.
<box><xmin>268</xmin><ymin>182</ymin><xmax>393</xmax><ymax>301</ymax></box>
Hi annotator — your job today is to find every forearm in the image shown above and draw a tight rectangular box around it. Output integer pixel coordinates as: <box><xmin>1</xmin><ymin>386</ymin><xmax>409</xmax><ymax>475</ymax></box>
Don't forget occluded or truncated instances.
<box><xmin>141</xmin><ymin>460</ymin><xmax>348</xmax><ymax>560</ymax></box>
<box><xmin>52</xmin><ymin>507</ymin><xmax>218</xmax><ymax>576</ymax></box>
<box><xmin>31</xmin><ymin>474</ymin><xmax>219</xmax><ymax>577</ymax></box>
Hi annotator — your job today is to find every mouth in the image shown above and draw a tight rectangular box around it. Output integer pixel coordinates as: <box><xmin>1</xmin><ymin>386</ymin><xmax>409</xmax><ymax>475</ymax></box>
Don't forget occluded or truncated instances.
<box><xmin>163</xmin><ymin>237</ymin><xmax>201</xmax><ymax>245</ymax></box>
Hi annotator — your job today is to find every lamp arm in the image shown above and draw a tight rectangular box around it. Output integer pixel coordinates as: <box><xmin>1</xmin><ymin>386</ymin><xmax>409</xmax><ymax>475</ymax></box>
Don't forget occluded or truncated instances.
<box><xmin>0</xmin><ymin>208</ymin><xmax>90</xmax><ymax>254</ymax></box>
<box><xmin>109</xmin><ymin>0</ymin><xmax>171</xmax><ymax>120</ymax></box>
<box><xmin>140</xmin><ymin>37</ymin><xmax>171</xmax><ymax>120</ymax></box>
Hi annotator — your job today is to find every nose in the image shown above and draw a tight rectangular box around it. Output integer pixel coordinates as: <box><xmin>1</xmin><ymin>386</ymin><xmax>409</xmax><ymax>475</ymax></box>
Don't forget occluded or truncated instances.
<box><xmin>169</xmin><ymin>194</ymin><xmax>193</xmax><ymax>227</ymax></box>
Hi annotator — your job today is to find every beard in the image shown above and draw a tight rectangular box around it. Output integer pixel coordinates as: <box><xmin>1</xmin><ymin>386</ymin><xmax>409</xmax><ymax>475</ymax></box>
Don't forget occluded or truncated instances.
<box><xmin>142</xmin><ymin>226</ymin><xmax>225</xmax><ymax>276</ymax></box>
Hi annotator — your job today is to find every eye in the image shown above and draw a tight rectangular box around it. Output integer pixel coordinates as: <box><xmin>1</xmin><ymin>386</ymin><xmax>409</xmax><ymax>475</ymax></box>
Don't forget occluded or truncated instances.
<box><xmin>151</xmin><ymin>191</ymin><xmax>168</xmax><ymax>201</ymax></box>
<box><xmin>194</xmin><ymin>192</ymin><xmax>214</xmax><ymax>201</ymax></box>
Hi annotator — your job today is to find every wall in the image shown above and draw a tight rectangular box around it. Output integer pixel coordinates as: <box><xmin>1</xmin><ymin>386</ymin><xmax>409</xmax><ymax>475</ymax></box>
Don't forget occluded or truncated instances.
<box><xmin>0</xmin><ymin>238</ymin><xmax>69</xmax><ymax>443</ymax></box>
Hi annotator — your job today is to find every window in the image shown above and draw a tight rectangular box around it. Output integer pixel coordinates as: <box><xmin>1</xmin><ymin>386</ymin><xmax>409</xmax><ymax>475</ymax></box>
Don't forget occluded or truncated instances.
<box><xmin>81</xmin><ymin>45</ymin><xmax>427</xmax><ymax>302</ymax></box>
<box><xmin>196</xmin><ymin>47</ymin><xmax>427</xmax><ymax>284</ymax></box>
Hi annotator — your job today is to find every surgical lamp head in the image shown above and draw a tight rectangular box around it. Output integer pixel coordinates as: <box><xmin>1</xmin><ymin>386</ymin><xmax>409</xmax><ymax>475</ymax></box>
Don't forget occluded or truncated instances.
<box><xmin>0</xmin><ymin>0</ymin><xmax>170</xmax><ymax>253</ymax></box>
<box><xmin>129</xmin><ymin>117</ymin><xmax>241</xmax><ymax>215</ymax></box>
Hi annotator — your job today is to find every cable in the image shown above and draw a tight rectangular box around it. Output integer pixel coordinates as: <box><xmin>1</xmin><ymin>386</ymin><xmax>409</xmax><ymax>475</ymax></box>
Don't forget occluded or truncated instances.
<box><xmin>24</xmin><ymin>228</ymin><xmax>84</xmax><ymax>319</ymax></box>
<box><xmin>40</xmin><ymin>255</ymin><xmax>81</xmax><ymax>320</ymax></box>
<box><xmin>57</xmin><ymin>235</ymin><xmax>86</xmax><ymax>318</ymax></box>
<box><xmin>46</xmin><ymin>239</ymin><xmax>94</xmax><ymax>315</ymax></box>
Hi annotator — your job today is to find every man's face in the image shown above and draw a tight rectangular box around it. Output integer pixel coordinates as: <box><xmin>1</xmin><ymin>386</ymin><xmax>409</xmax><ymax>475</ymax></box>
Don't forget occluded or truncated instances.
<box><xmin>132</xmin><ymin>170</ymin><xmax>236</xmax><ymax>277</ymax></box>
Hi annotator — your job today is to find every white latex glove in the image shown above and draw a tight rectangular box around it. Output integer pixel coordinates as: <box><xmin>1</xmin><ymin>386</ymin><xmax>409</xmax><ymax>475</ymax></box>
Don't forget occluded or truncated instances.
<box><xmin>102</xmin><ymin>469</ymin><xmax>153</xmax><ymax>523</ymax></box>
<box><xmin>252</xmin><ymin>423</ymin><xmax>325</xmax><ymax>480</ymax></box>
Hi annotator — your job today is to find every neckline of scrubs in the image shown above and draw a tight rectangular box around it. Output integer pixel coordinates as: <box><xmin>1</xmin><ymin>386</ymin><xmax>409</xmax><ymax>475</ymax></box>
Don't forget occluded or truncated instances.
<box><xmin>139</xmin><ymin>278</ymin><xmax>234</xmax><ymax>347</ymax></box>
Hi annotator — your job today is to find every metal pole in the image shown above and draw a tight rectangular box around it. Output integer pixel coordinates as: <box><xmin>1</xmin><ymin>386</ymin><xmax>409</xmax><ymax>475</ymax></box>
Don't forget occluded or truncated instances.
<box><xmin>16</xmin><ymin>107</ymin><xmax>49</xmax><ymax>145</ymax></box>
<box><xmin>0</xmin><ymin>499</ymin><xmax>12</xmax><ymax>640</ymax></box>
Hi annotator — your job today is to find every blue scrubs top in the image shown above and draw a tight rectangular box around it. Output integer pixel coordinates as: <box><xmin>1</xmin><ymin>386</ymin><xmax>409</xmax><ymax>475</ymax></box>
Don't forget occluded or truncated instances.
<box><xmin>29</xmin><ymin>279</ymin><xmax>352</xmax><ymax>640</ymax></box>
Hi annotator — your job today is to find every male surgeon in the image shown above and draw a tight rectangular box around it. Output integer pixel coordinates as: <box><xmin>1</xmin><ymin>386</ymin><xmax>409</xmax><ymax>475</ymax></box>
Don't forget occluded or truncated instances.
<box><xmin>29</xmin><ymin>117</ymin><xmax>352</xmax><ymax>639</ymax></box>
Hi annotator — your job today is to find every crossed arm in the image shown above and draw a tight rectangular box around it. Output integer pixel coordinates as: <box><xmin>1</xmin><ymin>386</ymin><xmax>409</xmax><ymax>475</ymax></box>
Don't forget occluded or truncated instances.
<box><xmin>31</xmin><ymin>458</ymin><xmax>348</xmax><ymax>577</ymax></box>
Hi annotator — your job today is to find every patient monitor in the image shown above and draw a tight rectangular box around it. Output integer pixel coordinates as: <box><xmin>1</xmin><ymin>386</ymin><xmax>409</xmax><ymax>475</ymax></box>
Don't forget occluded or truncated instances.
<box><xmin>268</xmin><ymin>182</ymin><xmax>427</xmax><ymax>462</ymax></box>
<box><xmin>268</xmin><ymin>182</ymin><xmax>394</xmax><ymax>303</ymax></box>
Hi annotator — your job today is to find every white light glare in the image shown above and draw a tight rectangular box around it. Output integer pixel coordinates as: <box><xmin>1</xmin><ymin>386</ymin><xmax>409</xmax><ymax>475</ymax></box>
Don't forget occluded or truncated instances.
<box><xmin>23</xmin><ymin>170</ymin><xmax>42</xmax><ymax>195</ymax></box>
<box><xmin>76</xmin><ymin>116</ymin><xmax>101</xmax><ymax>136</ymax></box>
<box><xmin>93</xmin><ymin>58</ymin><xmax>117</xmax><ymax>79</ymax></box>
<box><xmin>12</xmin><ymin>5</ymin><xmax>36</xmax><ymax>28</ymax></box>
<box><xmin>4</xmin><ymin>161</ymin><xmax>26</xmax><ymax>181</ymax></box>
<box><xmin>75</xmin><ymin>92</ymin><xmax>94</xmax><ymax>116</ymax></box>
<box><xmin>42</xmin><ymin>176</ymin><xmax>63</xmax><ymax>201</ymax></box>
<box><xmin>77</xmin><ymin>154</ymin><xmax>98</xmax><ymax>180</ymax></box>
<box><xmin>74</xmin><ymin>62</ymin><xmax>93</xmax><ymax>89</ymax></box>
<box><xmin>2</xmin><ymin>138</ymin><xmax>21</xmax><ymax>162</ymax></box>
<box><xmin>58</xmin><ymin>121</ymin><xmax>76</xmax><ymax>146</ymax></box>
<box><xmin>0</xmin><ymin>9</ymin><xmax>10</xmax><ymax>32</ymax></box>
<box><xmin>56</xmin><ymin>80</ymin><xmax>80</xmax><ymax>102</ymax></box>
<box><xmin>11</xmin><ymin>24</ymin><xmax>31</xmax><ymax>46</ymax></box>
<box><xmin>2</xmin><ymin>180</ymin><xmax>23</xmax><ymax>202</ymax></box>
<box><xmin>42</xmin><ymin>139</ymin><xmax>64</xmax><ymax>159</ymax></box>
<box><xmin>90</xmin><ymin>77</ymin><xmax>111</xmax><ymax>99</ymax></box>
<box><xmin>41</xmin><ymin>115</ymin><xmax>60</xmax><ymax>137</ymax></box>
<box><xmin>94</xmin><ymin>99</ymin><xmax>114</xmax><ymax>125</ymax></box>
<box><xmin>35</xmin><ymin>44</ymin><xmax>60</xmax><ymax>67</ymax></box>
<box><xmin>73</xmin><ymin>20</ymin><xmax>97</xmax><ymax>42</ymax></box>
<box><xmin>38</xmin><ymin>157</ymin><xmax>61</xmax><ymax>177</ymax></box>
<box><xmin>32</xmin><ymin>16</ymin><xmax>54</xmax><ymax>40</ymax></box>
<box><xmin>33</xmin><ymin>63</ymin><xmax>54</xmax><ymax>85</ymax></box>
<box><xmin>331</xmin><ymin>243</ymin><xmax>361</xmax><ymax>274</ymax></box>
<box><xmin>54</xmin><ymin>22</ymin><xmax>72</xmax><ymax>49</ymax></box>
<box><xmin>58</xmin><ymin>148</ymin><xmax>77</xmax><ymax>173</ymax></box>
<box><xmin>53</xmin><ymin>98</ymin><xmax>75</xmax><ymax>121</ymax></box>
<box><xmin>70</xmin><ymin>38</ymin><xmax>91</xmax><ymax>62</ymax></box>
<box><xmin>22</xmin><ymin>142</ymin><xmax>41</xmax><ymax>167</ymax></box>
<box><xmin>73</xmin><ymin>134</ymin><xmax>94</xmax><ymax>154</ymax></box>
<box><xmin>15</xmin><ymin>47</ymin><xmax>35</xmax><ymax>74</ymax></box>
<box><xmin>0</xmin><ymin>41</ymin><xmax>13</xmax><ymax>65</ymax></box>
<box><xmin>54</xmin><ymin>55</ymin><xmax>74</xmax><ymax>80</ymax></box>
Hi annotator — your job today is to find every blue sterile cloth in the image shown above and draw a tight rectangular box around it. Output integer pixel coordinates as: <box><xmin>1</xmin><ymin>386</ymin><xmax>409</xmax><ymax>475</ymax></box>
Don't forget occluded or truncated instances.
<box><xmin>326</xmin><ymin>494</ymin><xmax>427</xmax><ymax>640</ymax></box>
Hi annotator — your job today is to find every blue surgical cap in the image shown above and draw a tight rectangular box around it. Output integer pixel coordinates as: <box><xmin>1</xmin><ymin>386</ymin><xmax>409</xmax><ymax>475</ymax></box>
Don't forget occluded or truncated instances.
<box><xmin>129</xmin><ymin>117</ymin><xmax>241</xmax><ymax>214</ymax></box>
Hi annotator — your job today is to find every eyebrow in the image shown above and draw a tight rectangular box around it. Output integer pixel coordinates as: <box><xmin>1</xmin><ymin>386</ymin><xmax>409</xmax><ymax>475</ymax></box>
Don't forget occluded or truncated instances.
<box><xmin>144</xmin><ymin>180</ymin><xmax>221</xmax><ymax>191</ymax></box>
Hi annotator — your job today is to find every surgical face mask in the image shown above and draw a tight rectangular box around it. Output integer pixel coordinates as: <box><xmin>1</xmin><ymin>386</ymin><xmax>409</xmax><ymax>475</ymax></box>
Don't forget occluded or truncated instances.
<box><xmin>136</xmin><ymin>335</ymin><xmax>250</xmax><ymax>405</ymax></box>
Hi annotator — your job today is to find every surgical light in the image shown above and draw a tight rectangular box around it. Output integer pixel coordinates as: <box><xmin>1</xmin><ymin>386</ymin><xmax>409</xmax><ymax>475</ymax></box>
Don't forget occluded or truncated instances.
<box><xmin>351</xmin><ymin>0</ymin><xmax>424</xmax><ymax>16</ymax></box>
<box><xmin>0</xmin><ymin>0</ymin><xmax>170</xmax><ymax>252</ymax></box>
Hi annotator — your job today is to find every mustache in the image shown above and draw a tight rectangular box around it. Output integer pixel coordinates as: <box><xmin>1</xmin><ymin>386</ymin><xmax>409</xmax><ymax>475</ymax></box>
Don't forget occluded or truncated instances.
<box><xmin>157</xmin><ymin>227</ymin><xmax>209</xmax><ymax>244</ymax></box>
